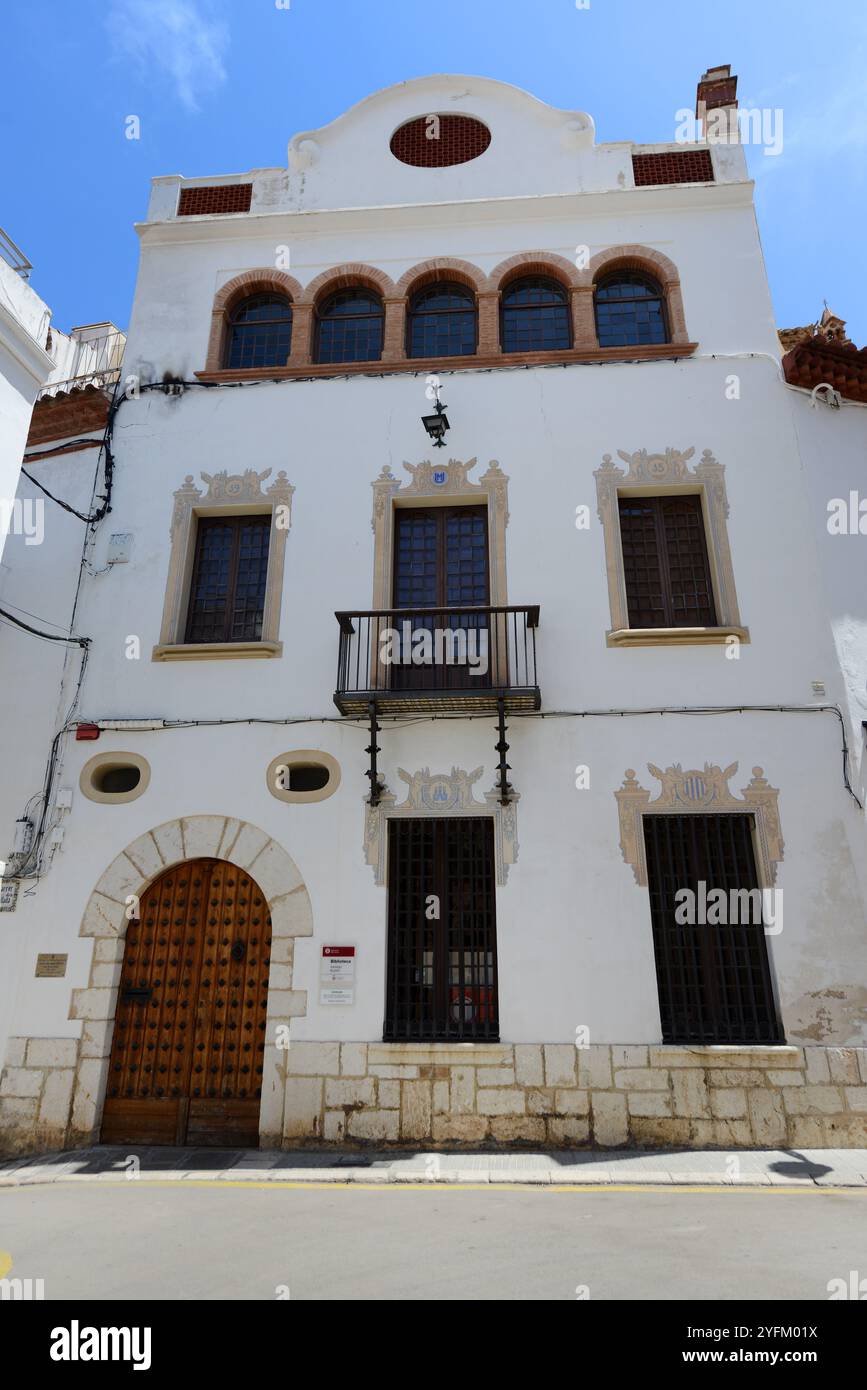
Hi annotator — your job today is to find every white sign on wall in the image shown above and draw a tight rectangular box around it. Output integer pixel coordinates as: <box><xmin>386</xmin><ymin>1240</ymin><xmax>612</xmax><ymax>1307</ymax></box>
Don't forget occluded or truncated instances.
<box><xmin>0</xmin><ymin>880</ymin><xmax>18</xmax><ymax>912</ymax></box>
<box><xmin>320</xmin><ymin>945</ymin><xmax>355</xmax><ymax>1005</ymax></box>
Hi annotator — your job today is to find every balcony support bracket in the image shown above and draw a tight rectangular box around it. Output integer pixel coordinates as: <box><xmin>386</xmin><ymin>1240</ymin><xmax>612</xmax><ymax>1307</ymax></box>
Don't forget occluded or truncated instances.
<box><xmin>366</xmin><ymin>699</ymin><xmax>385</xmax><ymax>807</ymax></box>
<box><xmin>495</xmin><ymin>697</ymin><xmax>512</xmax><ymax>806</ymax></box>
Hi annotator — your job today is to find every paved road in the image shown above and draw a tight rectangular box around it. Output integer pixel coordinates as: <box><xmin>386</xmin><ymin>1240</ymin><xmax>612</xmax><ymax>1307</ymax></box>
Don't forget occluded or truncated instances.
<box><xmin>2</xmin><ymin>1182</ymin><xmax>865</xmax><ymax>1300</ymax></box>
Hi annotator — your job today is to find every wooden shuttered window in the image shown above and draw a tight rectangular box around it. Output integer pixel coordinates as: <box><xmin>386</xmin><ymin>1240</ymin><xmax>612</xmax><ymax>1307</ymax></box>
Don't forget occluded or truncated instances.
<box><xmin>185</xmin><ymin>515</ymin><xmax>271</xmax><ymax>644</ymax></box>
<box><xmin>618</xmin><ymin>494</ymin><xmax>717</xmax><ymax>628</ymax></box>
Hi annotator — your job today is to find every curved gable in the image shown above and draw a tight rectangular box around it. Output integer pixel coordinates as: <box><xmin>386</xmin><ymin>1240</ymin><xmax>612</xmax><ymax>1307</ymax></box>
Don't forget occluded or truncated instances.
<box><xmin>286</xmin><ymin>74</ymin><xmax>597</xmax><ymax>209</ymax></box>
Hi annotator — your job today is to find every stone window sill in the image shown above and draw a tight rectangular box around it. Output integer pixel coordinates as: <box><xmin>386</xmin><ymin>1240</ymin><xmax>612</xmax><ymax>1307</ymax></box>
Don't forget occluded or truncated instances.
<box><xmin>368</xmin><ymin>1042</ymin><xmax>511</xmax><ymax>1066</ymax></box>
<box><xmin>195</xmin><ymin>342</ymin><xmax>698</xmax><ymax>385</ymax></box>
<box><xmin>607</xmin><ymin>625</ymin><xmax>750</xmax><ymax>648</ymax></box>
<box><xmin>653</xmin><ymin>1045</ymin><xmax>798</xmax><ymax>1068</ymax></box>
<box><xmin>152</xmin><ymin>640</ymin><xmax>283</xmax><ymax>662</ymax></box>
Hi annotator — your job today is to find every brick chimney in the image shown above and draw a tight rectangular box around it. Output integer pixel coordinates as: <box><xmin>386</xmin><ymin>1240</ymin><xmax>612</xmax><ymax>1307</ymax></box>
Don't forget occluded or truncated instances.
<box><xmin>696</xmin><ymin>64</ymin><xmax>738</xmax><ymax>141</ymax></box>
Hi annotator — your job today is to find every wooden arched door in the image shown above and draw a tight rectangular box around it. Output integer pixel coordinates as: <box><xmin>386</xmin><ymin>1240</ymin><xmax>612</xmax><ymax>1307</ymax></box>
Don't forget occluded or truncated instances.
<box><xmin>101</xmin><ymin>859</ymin><xmax>272</xmax><ymax>1147</ymax></box>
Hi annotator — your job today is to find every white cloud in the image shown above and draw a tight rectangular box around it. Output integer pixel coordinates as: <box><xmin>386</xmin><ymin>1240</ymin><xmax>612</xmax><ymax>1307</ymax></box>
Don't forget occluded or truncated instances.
<box><xmin>107</xmin><ymin>0</ymin><xmax>229</xmax><ymax>112</ymax></box>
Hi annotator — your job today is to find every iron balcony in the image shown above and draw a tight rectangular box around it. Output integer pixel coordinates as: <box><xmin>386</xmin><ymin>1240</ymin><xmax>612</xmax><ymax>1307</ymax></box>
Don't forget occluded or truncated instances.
<box><xmin>334</xmin><ymin>604</ymin><xmax>541</xmax><ymax>716</ymax></box>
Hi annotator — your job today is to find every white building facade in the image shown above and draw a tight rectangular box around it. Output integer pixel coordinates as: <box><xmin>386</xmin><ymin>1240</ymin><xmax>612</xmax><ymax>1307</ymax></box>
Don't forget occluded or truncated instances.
<box><xmin>0</xmin><ymin>235</ymin><xmax>54</xmax><ymax>559</ymax></box>
<box><xmin>1</xmin><ymin>71</ymin><xmax>866</xmax><ymax>1156</ymax></box>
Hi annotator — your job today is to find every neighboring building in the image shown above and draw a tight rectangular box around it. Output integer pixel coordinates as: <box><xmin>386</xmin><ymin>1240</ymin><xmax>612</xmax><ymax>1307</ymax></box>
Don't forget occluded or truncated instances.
<box><xmin>0</xmin><ymin>231</ymin><xmax>53</xmax><ymax>557</ymax></box>
<box><xmin>0</xmin><ymin>68</ymin><xmax>865</xmax><ymax>1158</ymax></box>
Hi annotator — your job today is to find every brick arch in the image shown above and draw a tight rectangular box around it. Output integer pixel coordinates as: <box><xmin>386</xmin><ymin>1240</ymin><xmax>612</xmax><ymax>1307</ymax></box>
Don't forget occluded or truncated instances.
<box><xmin>213</xmin><ymin>269</ymin><xmax>303</xmax><ymax>316</ymax></box>
<box><xmin>490</xmin><ymin>251</ymin><xmax>582</xmax><ymax>292</ymax></box>
<box><xmin>397</xmin><ymin>257</ymin><xmax>491</xmax><ymax>301</ymax></box>
<box><xmin>67</xmin><ymin>816</ymin><xmax>313</xmax><ymax>1149</ymax></box>
<box><xmin>205</xmin><ymin>269</ymin><xmax>303</xmax><ymax>371</ymax></box>
<box><xmin>301</xmin><ymin>263</ymin><xmax>397</xmax><ymax>308</ymax></box>
<box><xmin>586</xmin><ymin>245</ymin><xmax>688</xmax><ymax>344</ymax></box>
<box><xmin>587</xmin><ymin>244</ymin><xmax>680</xmax><ymax>287</ymax></box>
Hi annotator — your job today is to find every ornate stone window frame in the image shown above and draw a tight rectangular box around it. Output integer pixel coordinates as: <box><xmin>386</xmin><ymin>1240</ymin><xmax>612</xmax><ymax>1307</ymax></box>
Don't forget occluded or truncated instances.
<box><xmin>615</xmin><ymin>762</ymin><xmax>784</xmax><ymax>888</ymax></box>
<box><xmin>371</xmin><ymin>456</ymin><xmax>509</xmax><ymax>613</ymax></box>
<box><xmin>363</xmin><ymin>766</ymin><xmax>520</xmax><ymax>886</ymax></box>
<box><xmin>594</xmin><ymin>446</ymin><xmax>748</xmax><ymax>648</ymax></box>
<box><xmin>152</xmin><ymin>467</ymin><xmax>295</xmax><ymax>662</ymax></box>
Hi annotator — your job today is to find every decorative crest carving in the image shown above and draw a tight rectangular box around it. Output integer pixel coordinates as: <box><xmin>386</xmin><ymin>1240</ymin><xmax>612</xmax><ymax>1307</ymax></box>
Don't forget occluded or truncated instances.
<box><xmin>615</xmin><ymin>761</ymin><xmax>784</xmax><ymax>886</ymax></box>
<box><xmin>371</xmin><ymin>458</ymin><xmax>510</xmax><ymax>606</ymax></box>
<box><xmin>363</xmin><ymin>766</ymin><xmax>519</xmax><ymax>886</ymax></box>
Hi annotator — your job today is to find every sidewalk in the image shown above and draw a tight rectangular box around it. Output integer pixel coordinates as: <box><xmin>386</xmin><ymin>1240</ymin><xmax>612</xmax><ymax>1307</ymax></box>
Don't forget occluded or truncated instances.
<box><xmin>2</xmin><ymin>1145</ymin><xmax>867</xmax><ymax>1187</ymax></box>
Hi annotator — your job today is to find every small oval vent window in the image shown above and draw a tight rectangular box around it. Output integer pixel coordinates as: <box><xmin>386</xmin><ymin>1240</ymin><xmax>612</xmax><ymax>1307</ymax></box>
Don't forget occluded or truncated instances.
<box><xmin>80</xmin><ymin>752</ymin><xmax>151</xmax><ymax>804</ymax></box>
<box><xmin>267</xmin><ymin>751</ymin><xmax>341</xmax><ymax>804</ymax></box>
<box><xmin>390</xmin><ymin>114</ymin><xmax>491</xmax><ymax>168</ymax></box>
<box><xmin>285</xmin><ymin>764</ymin><xmax>330</xmax><ymax>793</ymax></box>
<box><xmin>97</xmin><ymin>766</ymin><xmax>141</xmax><ymax>795</ymax></box>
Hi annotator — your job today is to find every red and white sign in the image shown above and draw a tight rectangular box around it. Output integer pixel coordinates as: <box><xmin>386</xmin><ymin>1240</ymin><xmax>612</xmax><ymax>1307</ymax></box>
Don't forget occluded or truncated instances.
<box><xmin>320</xmin><ymin>946</ymin><xmax>356</xmax><ymax>1004</ymax></box>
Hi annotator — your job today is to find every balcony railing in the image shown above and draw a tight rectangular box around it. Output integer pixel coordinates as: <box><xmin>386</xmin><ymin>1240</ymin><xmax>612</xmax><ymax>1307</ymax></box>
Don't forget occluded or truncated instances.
<box><xmin>0</xmin><ymin>227</ymin><xmax>32</xmax><ymax>279</ymax></box>
<box><xmin>334</xmin><ymin>604</ymin><xmax>541</xmax><ymax>715</ymax></box>
<box><xmin>38</xmin><ymin>329</ymin><xmax>125</xmax><ymax>400</ymax></box>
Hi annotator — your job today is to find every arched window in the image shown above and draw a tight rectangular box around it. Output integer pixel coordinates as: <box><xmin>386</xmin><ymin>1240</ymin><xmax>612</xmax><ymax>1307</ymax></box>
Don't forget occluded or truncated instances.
<box><xmin>408</xmin><ymin>282</ymin><xmax>477</xmax><ymax>358</ymax></box>
<box><xmin>501</xmin><ymin>276</ymin><xmax>571</xmax><ymax>353</ymax></box>
<box><xmin>316</xmin><ymin>288</ymin><xmax>384</xmax><ymax>364</ymax></box>
<box><xmin>594</xmin><ymin>271</ymin><xmax>668</xmax><ymax>348</ymax></box>
<box><xmin>224</xmin><ymin>293</ymin><xmax>293</xmax><ymax>369</ymax></box>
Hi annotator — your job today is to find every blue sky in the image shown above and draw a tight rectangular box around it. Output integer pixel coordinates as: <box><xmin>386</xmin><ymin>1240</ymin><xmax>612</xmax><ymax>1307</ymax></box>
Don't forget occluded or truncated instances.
<box><xmin>3</xmin><ymin>0</ymin><xmax>865</xmax><ymax>342</ymax></box>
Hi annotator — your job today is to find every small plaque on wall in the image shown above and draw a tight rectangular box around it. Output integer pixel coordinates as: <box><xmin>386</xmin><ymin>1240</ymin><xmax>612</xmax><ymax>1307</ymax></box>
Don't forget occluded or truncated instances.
<box><xmin>320</xmin><ymin>945</ymin><xmax>356</xmax><ymax>1005</ymax></box>
<box><xmin>0</xmin><ymin>880</ymin><xmax>18</xmax><ymax>912</ymax></box>
<box><xmin>35</xmin><ymin>954</ymin><xmax>68</xmax><ymax>979</ymax></box>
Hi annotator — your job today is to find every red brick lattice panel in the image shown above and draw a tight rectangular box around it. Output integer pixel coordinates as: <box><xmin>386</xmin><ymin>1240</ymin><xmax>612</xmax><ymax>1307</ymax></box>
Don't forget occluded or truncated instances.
<box><xmin>390</xmin><ymin>114</ymin><xmax>492</xmax><ymax>168</ymax></box>
<box><xmin>178</xmin><ymin>184</ymin><xmax>253</xmax><ymax>216</ymax></box>
<box><xmin>632</xmin><ymin>151</ymin><xmax>714</xmax><ymax>186</ymax></box>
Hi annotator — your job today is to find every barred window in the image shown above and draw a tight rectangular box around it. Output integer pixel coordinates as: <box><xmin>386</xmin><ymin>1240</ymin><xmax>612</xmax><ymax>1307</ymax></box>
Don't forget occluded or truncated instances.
<box><xmin>185</xmin><ymin>515</ymin><xmax>271</xmax><ymax>644</ymax></box>
<box><xmin>224</xmin><ymin>294</ymin><xmax>292</xmax><ymax>369</ymax></box>
<box><xmin>408</xmin><ymin>282</ymin><xmax>476</xmax><ymax>358</ymax></box>
<box><xmin>316</xmin><ymin>288</ymin><xmax>383</xmax><ymax>364</ymax></box>
<box><xmin>385</xmin><ymin>818</ymin><xmax>498</xmax><ymax>1041</ymax></box>
<box><xmin>618</xmin><ymin>494</ymin><xmax>716</xmax><ymax>628</ymax></box>
<box><xmin>644</xmin><ymin>813</ymin><xmax>783</xmax><ymax>1044</ymax></box>
<box><xmin>501</xmin><ymin>276</ymin><xmax>571</xmax><ymax>353</ymax></box>
<box><xmin>595</xmin><ymin>271</ymin><xmax>668</xmax><ymax>348</ymax></box>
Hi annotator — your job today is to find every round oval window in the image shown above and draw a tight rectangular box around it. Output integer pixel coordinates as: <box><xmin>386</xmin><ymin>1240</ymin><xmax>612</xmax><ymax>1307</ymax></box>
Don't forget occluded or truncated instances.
<box><xmin>266</xmin><ymin>751</ymin><xmax>341</xmax><ymax>803</ymax></box>
<box><xmin>390</xmin><ymin>114</ymin><xmax>491</xmax><ymax>168</ymax></box>
<box><xmin>79</xmin><ymin>751</ymin><xmax>151</xmax><ymax>804</ymax></box>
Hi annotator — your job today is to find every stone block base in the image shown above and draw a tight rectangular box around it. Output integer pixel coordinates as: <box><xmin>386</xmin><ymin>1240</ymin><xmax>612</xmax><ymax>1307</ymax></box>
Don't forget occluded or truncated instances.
<box><xmin>278</xmin><ymin>1042</ymin><xmax>867</xmax><ymax>1149</ymax></box>
<box><xmin>0</xmin><ymin>1036</ymin><xmax>80</xmax><ymax>1157</ymax></box>
<box><xmin>3</xmin><ymin>1037</ymin><xmax>867</xmax><ymax>1155</ymax></box>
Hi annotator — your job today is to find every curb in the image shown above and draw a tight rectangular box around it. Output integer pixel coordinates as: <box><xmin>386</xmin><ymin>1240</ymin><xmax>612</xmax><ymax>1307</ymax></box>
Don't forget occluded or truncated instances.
<box><xmin>2</xmin><ymin>1170</ymin><xmax>865</xmax><ymax>1190</ymax></box>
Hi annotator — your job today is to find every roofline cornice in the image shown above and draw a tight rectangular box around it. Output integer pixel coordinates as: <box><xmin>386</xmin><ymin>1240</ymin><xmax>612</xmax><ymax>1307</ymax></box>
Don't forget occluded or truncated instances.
<box><xmin>135</xmin><ymin>180</ymin><xmax>755</xmax><ymax>247</ymax></box>
<box><xmin>0</xmin><ymin>300</ymin><xmax>54</xmax><ymax>385</ymax></box>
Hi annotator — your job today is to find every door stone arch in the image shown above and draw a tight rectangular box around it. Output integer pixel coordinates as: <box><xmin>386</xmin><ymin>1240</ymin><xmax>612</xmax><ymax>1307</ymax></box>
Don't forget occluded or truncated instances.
<box><xmin>69</xmin><ymin>816</ymin><xmax>311</xmax><ymax>1149</ymax></box>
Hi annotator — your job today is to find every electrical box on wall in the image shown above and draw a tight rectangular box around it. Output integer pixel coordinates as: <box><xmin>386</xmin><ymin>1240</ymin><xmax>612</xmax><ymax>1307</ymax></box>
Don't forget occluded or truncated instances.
<box><xmin>107</xmin><ymin>533</ymin><xmax>133</xmax><ymax>564</ymax></box>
